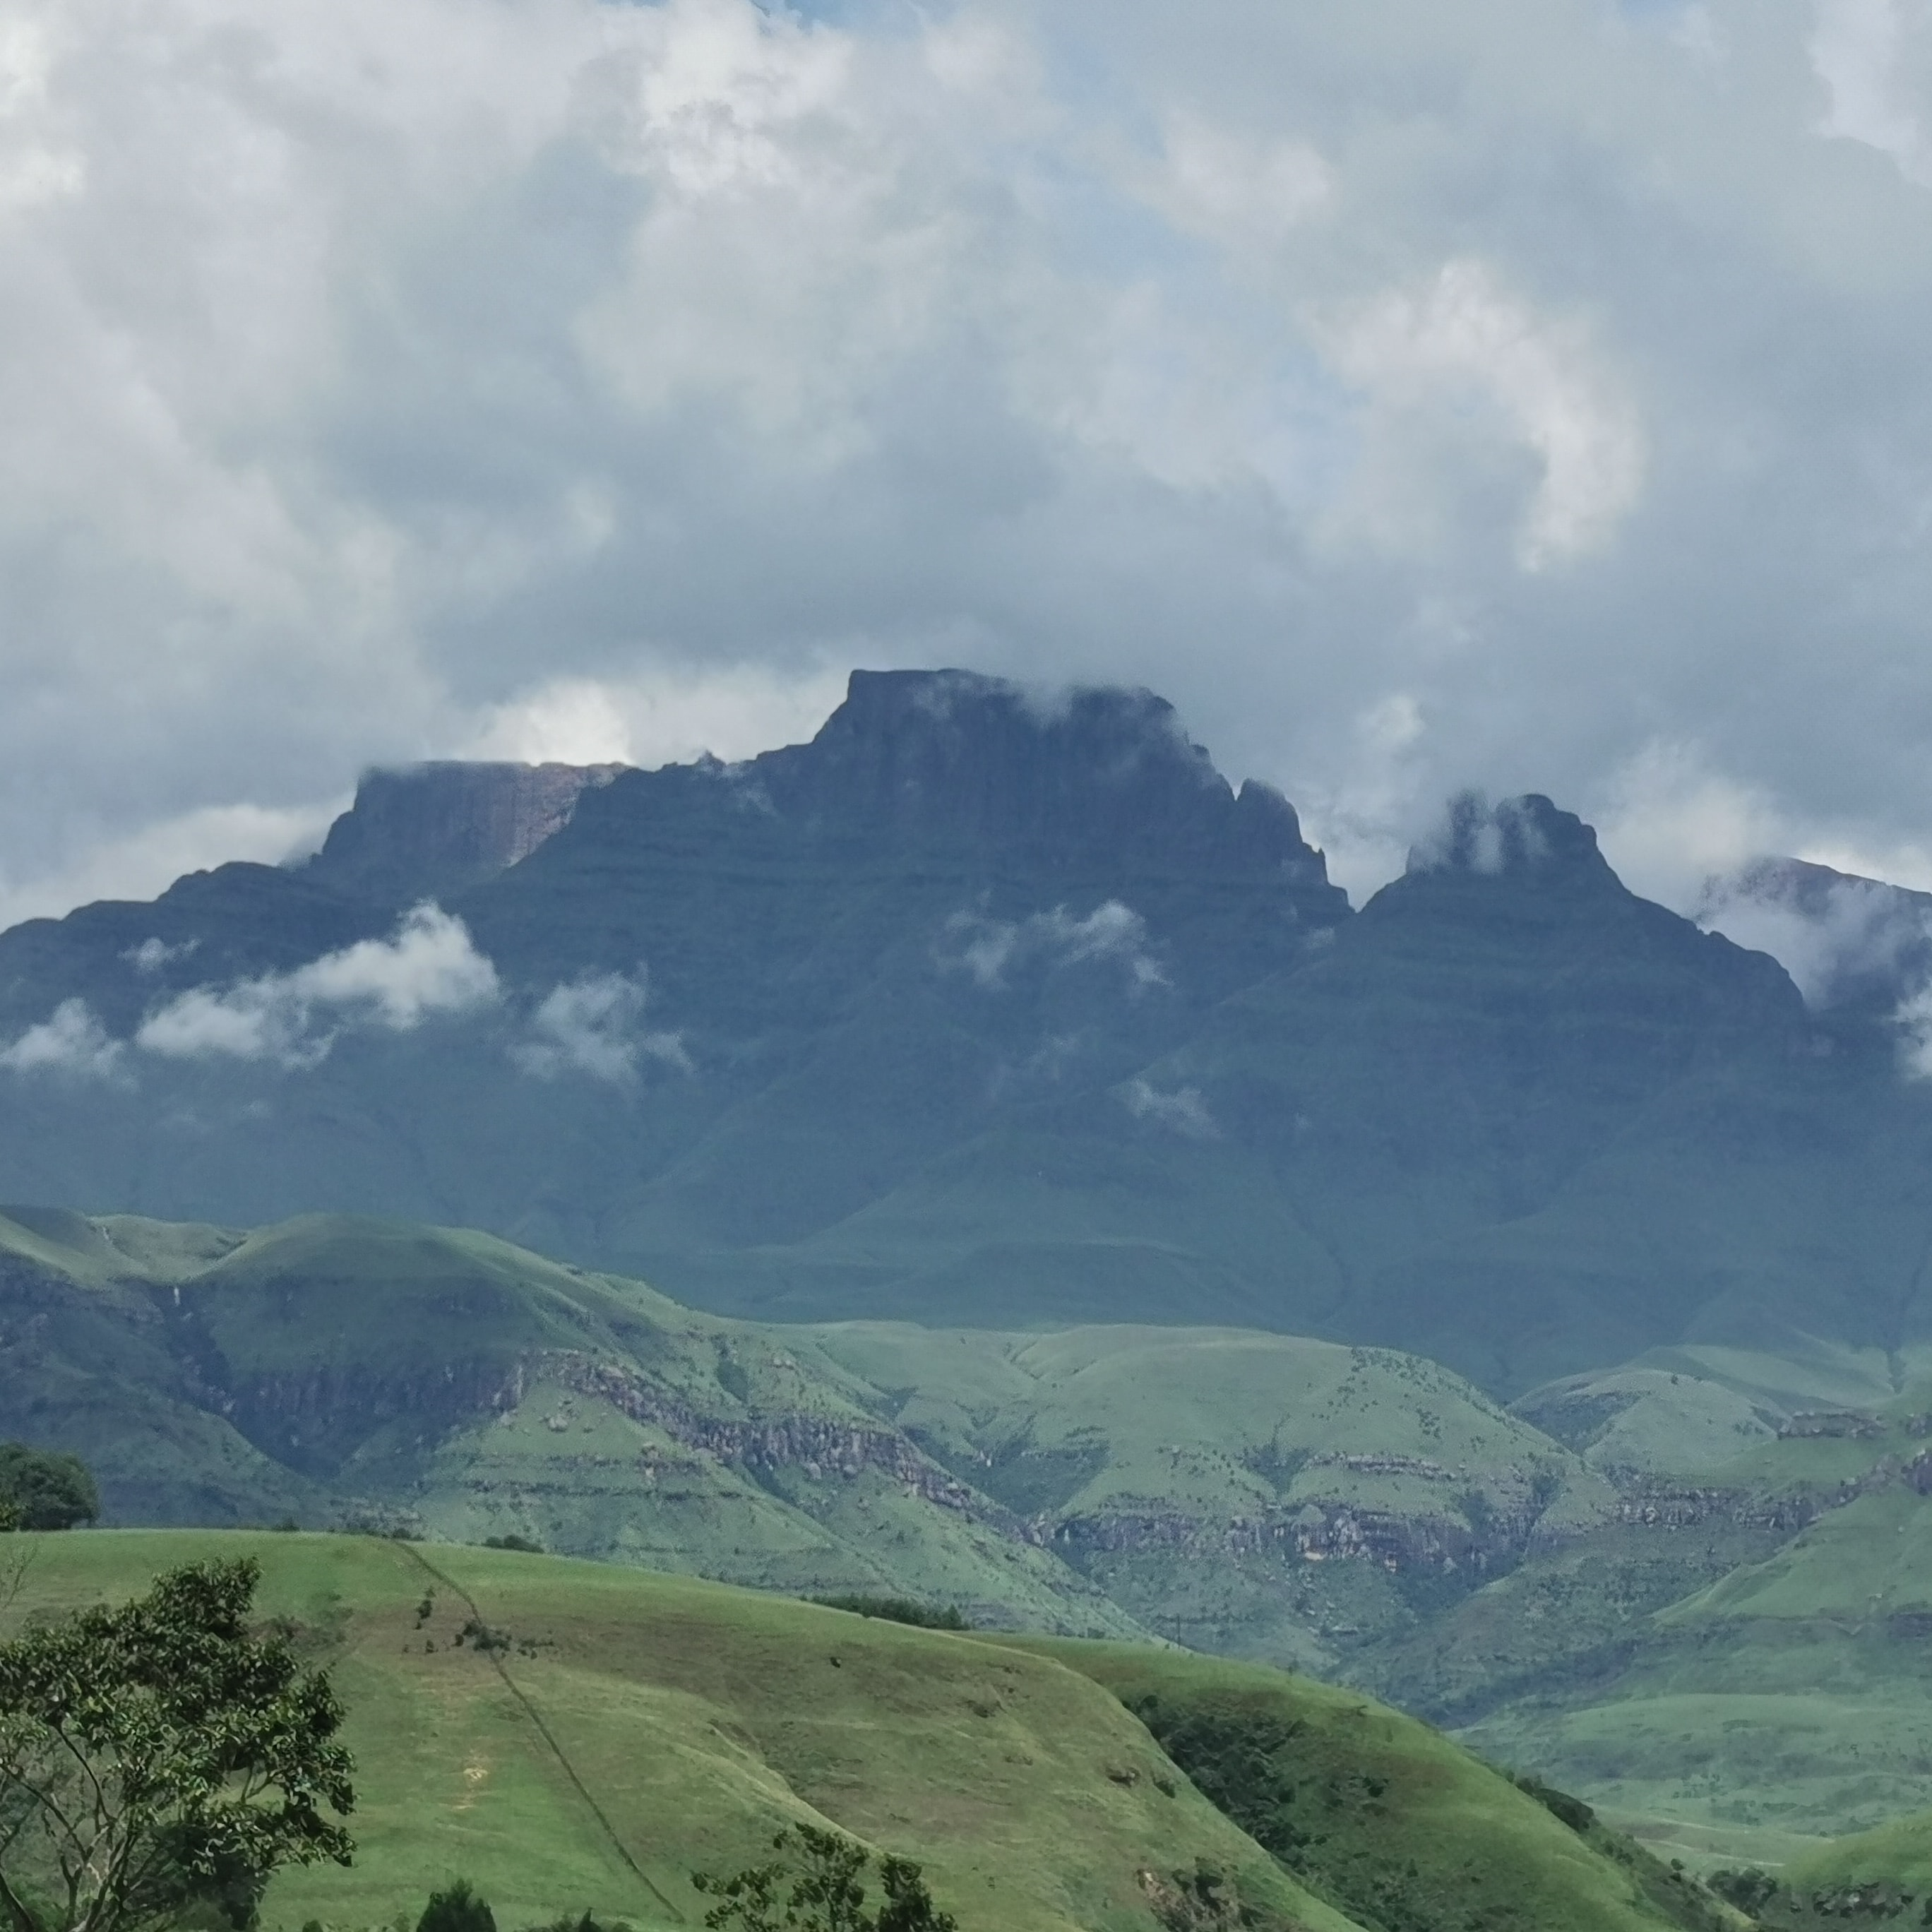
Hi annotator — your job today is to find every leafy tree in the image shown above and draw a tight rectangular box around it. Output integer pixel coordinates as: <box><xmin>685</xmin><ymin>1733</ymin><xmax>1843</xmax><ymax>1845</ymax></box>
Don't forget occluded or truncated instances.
<box><xmin>417</xmin><ymin>1880</ymin><xmax>496</xmax><ymax>1932</ymax></box>
<box><xmin>809</xmin><ymin>1599</ymin><xmax>968</xmax><ymax>1633</ymax></box>
<box><xmin>0</xmin><ymin>1558</ymin><xmax>354</xmax><ymax>1932</ymax></box>
<box><xmin>693</xmin><ymin>1825</ymin><xmax>955</xmax><ymax>1932</ymax></box>
<box><xmin>0</xmin><ymin>1448</ymin><xmax>97</xmax><ymax>1533</ymax></box>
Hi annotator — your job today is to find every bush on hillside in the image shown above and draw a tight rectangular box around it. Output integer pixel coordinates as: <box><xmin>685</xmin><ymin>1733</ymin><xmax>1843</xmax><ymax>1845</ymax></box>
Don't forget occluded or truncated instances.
<box><xmin>1706</xmin><ymin>1868</ymin><xmax>1779</xmax><ymax>1914</ymax></box>
<box><xmin>810</xmin><ymin>1594</ymin><xmax>969</xmax><ymax>1631</ymax></box>
<box><xmin>694</xmin><ymin>1824</ymin><xmax>956</xmax><ymax>1932</ymax></box>
<box><xmin>1509</xmin><ymin>1771</ymin><xmax>1595</xmax><ymax>1835</ymax></box>
<box><xmin>0</xmin><ymin>1442</ymin><xmax>98</xmax><ymax>1530</ymax></box>
<box><xmin>418</xmin><ymin>1881</ymin><xmax>496</xmax><ymax>1932</ymax></box>
<box><xmin>483</xmin><ymin>1534</ymin><xmax>543</xmax><ymax>1554</ymax></box>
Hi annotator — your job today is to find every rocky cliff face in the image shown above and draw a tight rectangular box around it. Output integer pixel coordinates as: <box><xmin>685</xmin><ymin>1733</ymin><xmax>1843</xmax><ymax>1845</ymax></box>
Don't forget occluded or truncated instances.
<box><xmin>305</xmin><ymin>760</ymin><xmax>627</xmax><ymax>904</ymax></box>
<box><xmin>749</xmin><ymin>669</ymin><xmax>1343</xmax><ymax>888</ymax></box>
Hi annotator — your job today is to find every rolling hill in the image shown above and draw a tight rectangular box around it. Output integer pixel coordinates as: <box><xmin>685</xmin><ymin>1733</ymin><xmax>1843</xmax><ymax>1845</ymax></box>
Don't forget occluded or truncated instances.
<box><xmin>0</xmin><ymin>1205</ymin><xmax>1620</xmax><ymax>1668</ymax></box>
<box><xmin>0</xmin><ymin>1529</ymin><xmax>1745</xmax><ymax>1932</ymax></box>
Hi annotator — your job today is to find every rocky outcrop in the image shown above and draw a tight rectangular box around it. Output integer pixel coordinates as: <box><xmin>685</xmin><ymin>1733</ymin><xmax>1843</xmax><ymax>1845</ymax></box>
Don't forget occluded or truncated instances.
<box><xmin>304</xmin><ymin>761</ymin><xmax>626</xmax><ymax>903</ymax></box>
<box><xmin>549</xmin><ymin>1353</ymin><xmax>1021</xmax><ymax>1530</ymax></box>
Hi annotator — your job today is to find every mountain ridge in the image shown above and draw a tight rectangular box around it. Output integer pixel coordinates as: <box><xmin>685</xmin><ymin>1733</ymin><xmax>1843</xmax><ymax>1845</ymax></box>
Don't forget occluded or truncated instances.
<box><xmin>2</xmin><ymin>668</ymin><xmax>1931</xmax><ymax>1392</ymax></box>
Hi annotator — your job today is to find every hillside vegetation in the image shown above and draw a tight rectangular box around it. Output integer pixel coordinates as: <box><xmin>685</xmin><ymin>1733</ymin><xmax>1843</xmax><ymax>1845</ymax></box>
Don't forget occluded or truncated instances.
<box><xmin>0</xmin><ymin>1530</ymin><xmax>1743</xmax><ymax>1932</ymax></box>
<box><xmin>0</xmin><ymin>1206</ymin><xmax>1617</xmax><ymax>1671</ymax></box>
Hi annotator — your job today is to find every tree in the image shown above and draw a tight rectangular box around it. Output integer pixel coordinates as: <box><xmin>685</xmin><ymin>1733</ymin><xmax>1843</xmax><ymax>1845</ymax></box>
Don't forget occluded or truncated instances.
<box><xmin>693</xmin><ymin>1825</ymin><xmax>955</xmax><ymax>1932</ymax></box>
<box><xmin>0</xmin><ymin>1449</ymin><xmax>97</xmax><ymax>1533</ymax></box>
<box><xmin>0</xmin><ymin>1558</ymin><xmax>354</xmax><ymax>1932</ymax></box>
<box><xmin>416</xmin><ymin>1881</ymin><xmax>496</xmax><ymax>1932</ymax></box>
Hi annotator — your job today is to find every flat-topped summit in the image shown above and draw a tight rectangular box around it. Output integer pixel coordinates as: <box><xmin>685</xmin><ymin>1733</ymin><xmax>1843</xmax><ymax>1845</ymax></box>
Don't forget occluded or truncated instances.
<box><xmin>305</xmin><ymin>759</ymin><xmax>627</xmax><ymax>902</ymax></box>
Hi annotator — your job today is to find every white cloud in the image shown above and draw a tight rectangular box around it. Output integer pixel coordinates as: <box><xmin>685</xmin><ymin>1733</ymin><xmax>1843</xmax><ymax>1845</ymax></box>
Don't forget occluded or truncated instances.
<box><xmin>941</xmin><ymin>900</ymin><xmax>1168</xmax><ymax>991</ymax></box>
<box><xmin>463</xmin><ymin>662</ymin><xmax>851</xmax><ymax>769</ymax></box>
<box><xmin>1812</xmin><ymin>0</ymin><xmax>1932</xmax><ymax>186</ymax></box>
<box><xmin>8</xmin><ymin>0</ymin><xmax>1932</xmax><ymax>931</ymax></box>
<box><xmin>0</xmin><ymin>801</ymin><xmax>341</xmax><ymax>935</ymax></box>
<box><xmin>124</xmin><ymin>936</ymin><xmax>198</xmax><ymax>974</ymax></box>
<box><xmin>1121</xmin><ymin>1076</ymin><xmax>1218</xmax><ymax>1140</ymax></box>
<box><xmin>135</xmin><ymin>902</ymin><xmax>499</xmax><ymax>1066</ymax></box>
<box><xmin>1140</xmin><ymin>112</ymin><xmax>1332</xmax><ymax>255</ymax></box>
<box><xmin>0</xmin><ymin>998</ymin><xmax>126</xmax><ymax>1082</ymax></box>
<box><xmin>1701</xmin><ymin>869</ymin><xmax>1932</xmax><ymax>1006</ymax></box>
<box><xmin>511</xmin><ymin>970</ymin><xmax>691</xmax><ymax>1083</ymax></box>
<box><xmin>1325</xmin><ymin>258</ymin><xmax>1646</xmax><ymax>570</ymax></box>
<box><xmin>1897</xmin><ymin>980</ymin><xmax>1932</xmax><ymax>1075</ymax></box>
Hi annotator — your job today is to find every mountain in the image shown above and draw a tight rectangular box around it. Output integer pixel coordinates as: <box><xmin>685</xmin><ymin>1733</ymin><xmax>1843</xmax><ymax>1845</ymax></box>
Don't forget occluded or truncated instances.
<box><xmin>7</xmin><ymin>670</ymin><xmax>1932</xmax><ymax>1389</ymax></box>
<box><xmin>1697</xmin><ymin>855</ymin><xmax>1932</xmax><ymax>1013</ymax></box>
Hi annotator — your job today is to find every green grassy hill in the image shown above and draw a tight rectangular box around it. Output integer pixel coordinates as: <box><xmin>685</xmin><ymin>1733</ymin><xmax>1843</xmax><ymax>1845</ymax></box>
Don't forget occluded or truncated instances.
<box><xmin>0</xmin><ymin>1208</ymin><xmax>1618</xmax><ymax>1668</ymax></box>
<box><xmin>0</xmin><ymin>1530</ymin><xmax>1742</xmax><ymax>1932</ymax></box>
<box><xmin>1457</xmin><ymin>1452</ymin><xmax>1932</xmax><ymax>1866</ymax></box>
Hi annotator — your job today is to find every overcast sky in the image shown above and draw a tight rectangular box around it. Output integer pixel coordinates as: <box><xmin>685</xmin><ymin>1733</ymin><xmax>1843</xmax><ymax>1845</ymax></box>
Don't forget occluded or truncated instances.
<box><xmin>4</xmin><ymin>0</ymin><xmax>1932</xmax><ymax>921</ymax></box>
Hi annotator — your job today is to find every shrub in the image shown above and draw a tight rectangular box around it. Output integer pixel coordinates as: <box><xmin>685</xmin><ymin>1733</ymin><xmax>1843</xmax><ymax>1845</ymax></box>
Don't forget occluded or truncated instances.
<box><xmin>1707</xmin><ymin>1868</ymin><xmax>1780</xmax><ymax>1914</ymax></box>
<box><xmin>0</xmin><ymin>1443</ymin><xmax>98</xmax><ymax>1530</ymax></box>
<box><xmin>694</xmin><ymin>1825</ymin><xmax>955</xmax><ymax>1932</ymax></box>
<box><xmin>810</xmin><ymin>1595</ymin><xmax>969</xmax><ymax>1631</ymax></box>
<box><xmin>418</xmin><ymin>1881</ymin><xmax>496</xmax><ymax>1932</ymax></box>
<box><xmin>483</xmin><ymin>1534</ymin><xmax>543</xmax><ymax>1554</ymax></box>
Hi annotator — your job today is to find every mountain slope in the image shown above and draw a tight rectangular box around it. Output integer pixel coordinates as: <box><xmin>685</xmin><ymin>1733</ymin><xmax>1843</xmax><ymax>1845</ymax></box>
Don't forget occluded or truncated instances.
<box><xmin>6</xmin><ymin>672</ymin><xmax>1932</xmax><ymax>1386</ymax></box>
<box><xmin>0</xmin><ymin>1530</ymin><xmax>1744</xmax><ymax>1932</ymax></box>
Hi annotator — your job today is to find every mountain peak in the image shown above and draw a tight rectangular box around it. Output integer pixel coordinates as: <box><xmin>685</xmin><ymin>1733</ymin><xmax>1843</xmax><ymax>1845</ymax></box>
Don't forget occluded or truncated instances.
<box><xmin>1404</xmin><ymin>792</ymin><xmax>1614</xmax><ymax>886</ymax></box>
<box><xmin>735</xmin><ymin>667</ymin><xmax>1336</xmax><ymax>890</ymax></box>
<box><xmin>305</xmin><ymin>759</ymin><xmax>627</xmax><ymax>903</ymax></box>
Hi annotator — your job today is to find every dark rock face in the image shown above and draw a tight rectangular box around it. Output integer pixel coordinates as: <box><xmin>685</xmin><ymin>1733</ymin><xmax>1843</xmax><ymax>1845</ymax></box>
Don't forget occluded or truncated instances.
<box><xmin>305</xmin><ymin>760</ymin><xmax>628</xmax><ymax>903</ymax></box>
<box><xmin>751</xmin><ymin>670</ymin><xmax>1337</xmax><ymax>885</ymax></box>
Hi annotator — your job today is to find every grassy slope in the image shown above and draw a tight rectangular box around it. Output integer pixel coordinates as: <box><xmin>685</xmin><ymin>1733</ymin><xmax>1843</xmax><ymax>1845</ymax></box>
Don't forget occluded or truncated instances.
<box><xmin>0</xmin><ymin>1530</ymin><xmax>1353</xmax><ymax>1932</ymax></box>
<box><xmin>998</xmin><ymin>1642</ymin><xmax>1746</xmax><ymax>1932</ymax></box>
<box><xmin>808</xmin><ymin>1321</ymin><xmax>1615</xmax><ymax>1672</ymax></box>
<box><xmin>0</xmin><ymin>1530</ymin><xmax>1746</xmax><ymax>1932</ymax></box>
<box><xmin>0</xmin><ymin>1208</ymin><xmax>1628</xmax><ymax>1666</ymax></box>
<box><xmin>1459</xmin><ymin>1481</ymin><xmax>1932</xmax><ymax>1867</ymax></box>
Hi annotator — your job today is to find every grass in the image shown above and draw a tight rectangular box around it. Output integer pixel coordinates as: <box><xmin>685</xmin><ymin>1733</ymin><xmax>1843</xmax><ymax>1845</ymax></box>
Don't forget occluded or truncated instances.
<box><xmin>1457</xmin><ymin>1486</ymin><xmax>1932</xmax><ymax>1863</ymax></box>
<box><xmin>0</xmin><ymin>1530</ymin><xmax>1353</xmax><ymax>1932</ymax></box>
<box><xmin>994</xmin><ymin>1641</ymin><xmax>1749</xmax><ymax>1932</ymax></box>
<box><xmin>0</xmin><ymin>1529</ymin><xmax>1758</xmax><ymax>1932</ymax></box>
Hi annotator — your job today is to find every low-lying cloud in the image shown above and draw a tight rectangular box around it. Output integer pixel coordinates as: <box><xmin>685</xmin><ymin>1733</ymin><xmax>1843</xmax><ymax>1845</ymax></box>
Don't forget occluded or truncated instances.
<box><xmin>1698</xmin><ymin>862</ymin><xmax>1932</xmax><ymax>1010</ymax></box>
<box><xmin>135</xmin><ymin>904</ymin><xmax>499</xmax><ymax>1068</ymax></box>
<box><xmin>512</xmin><ymin>971</ymin><xmax>691</xmax><ymax>1084</ymax></box>
<box><xmin>1121</xmin><ymin>1077</ymin><xmax>1219</xmax><ymax>1140</ymax></box>
<box><xmin>0</xmin><ymin>998</ymin><xmax>128</xmax><ymax>1083</ymax></box>
<box><xmin>942</xmin><ymin>902</ymin><xmax>1168</xmax><ymax>993</ymax></box>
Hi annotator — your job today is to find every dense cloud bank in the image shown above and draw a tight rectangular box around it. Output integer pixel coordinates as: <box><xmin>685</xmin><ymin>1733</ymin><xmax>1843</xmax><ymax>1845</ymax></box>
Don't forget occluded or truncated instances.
<box><xmin>5</xmin><ymin>0</ymin><xmax>1932</xmax><ymax>917</ymax></box>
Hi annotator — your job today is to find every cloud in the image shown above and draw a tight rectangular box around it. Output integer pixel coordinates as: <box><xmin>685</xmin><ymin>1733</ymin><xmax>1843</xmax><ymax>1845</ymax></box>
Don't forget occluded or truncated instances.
<box><xmin>124</xmin><ymin>936</ymin><xmax>198</xmax><ymax>974</ymax></box>
<box><xmin>511</xmin><ymin>971</ymin><xmax>691</xmax><ymax>1083</ymax></box>
<box><xmin>1812</xmin><ymin>0</ymin><xmax>1932</xmax><ymax>186</ymax></box>
<box><xmin>941</xmin><ymin>901</ymin><xmax>1168</xmax><ymax>991</ymax></box>
<box><xmin>1120</xmin><ymin>1077</ymin><xmax>1219</xmax><ymax>1140</ymax></box>
<box><xmin>1324</xmin><ymin>258</ymin><xmax>1646</xmax><ymax>569</ymax></box>
<box><xmin>13</xmin><ymin>0</ymin><xmax>1932</xmax><ymax>927</ymax></box>
<box><xmin>135</xmin><ymin>903</ymin><xmax>499</xmax><ymax>1066</ymax></box>
<box><xmin>1698</xmin><ymin>864</ymin><xmax>1932</xmax><ymax>1008</ymax></box>
<box><xmin>0</xmin><ymin>998</ymin><xmax>126</xmax><ymax>1082</ymax></box>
